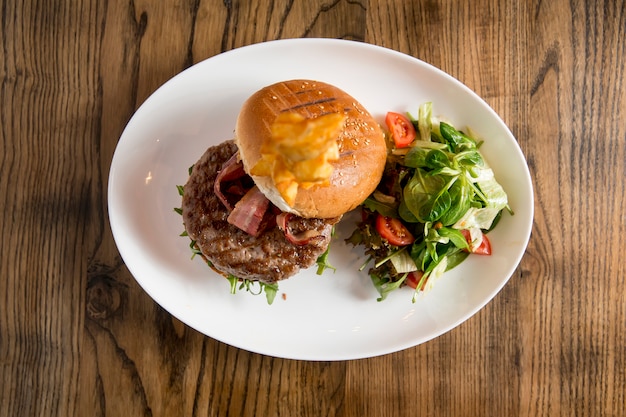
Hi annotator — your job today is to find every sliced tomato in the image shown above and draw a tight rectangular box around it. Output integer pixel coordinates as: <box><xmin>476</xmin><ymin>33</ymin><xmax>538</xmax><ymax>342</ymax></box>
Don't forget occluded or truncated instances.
<box><xmin>385</xmin><ymin>112</ymin><xmax>416</xmax><ymax>148</ymax></box>
<box><xmin>375</xmin><ymin>214</ymin><xmax>415</xmax><ymax>246</ymax></box>
<box><xmin>406</xmin><ymin>270</ymin><xmax>426</xmax><ymax>290</ymax></box>
<box><xmin>460</xmin><ymin>229</ymin><xmax>492</xmax><ymax>255</ymax></box>
<box><xmin>473</xmin><ymin>234</ymin><xmax>492</xmax><ymax>255</ymax></box>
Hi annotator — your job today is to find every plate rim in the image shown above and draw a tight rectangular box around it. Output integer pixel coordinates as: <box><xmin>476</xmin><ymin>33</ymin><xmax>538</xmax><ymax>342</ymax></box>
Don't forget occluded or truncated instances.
<box><xmin>108</xmin><ymin>38</ymin><xmax>534</xmax><ymax>360</ymax></box>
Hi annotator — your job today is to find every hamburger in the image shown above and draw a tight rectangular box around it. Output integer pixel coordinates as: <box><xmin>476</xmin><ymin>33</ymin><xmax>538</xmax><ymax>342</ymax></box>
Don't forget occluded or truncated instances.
<box><xmin>181</xmin><ymin>79</ymin><xmax>387</xmax><ymax>292</ymax></box>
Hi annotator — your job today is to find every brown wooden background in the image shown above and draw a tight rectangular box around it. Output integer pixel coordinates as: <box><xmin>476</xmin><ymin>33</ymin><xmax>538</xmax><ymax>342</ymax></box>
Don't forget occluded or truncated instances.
<box><xmin>2</xmin><ymin>1</ymin><xmax>625</xmax><ymax>416</ymax></box>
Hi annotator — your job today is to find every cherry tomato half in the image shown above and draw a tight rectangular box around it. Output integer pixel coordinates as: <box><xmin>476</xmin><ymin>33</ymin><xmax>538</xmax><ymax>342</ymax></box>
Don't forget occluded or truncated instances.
<box><xmin>460</xmin><ymin>229</ymin><xmax>492</xmax><ymax>255</ymax></box>
<box><xmin>375</xmin><ymin>214</ymin><xmax>415</xmax><ymax>246</ymax></box>
<box><xmin>406</xmin><ymin>270</ymin><xmax>426</xmax><ymax>290</ymax></box>
<box><xmin>385</xmin><ymin>111</ymin><xmax>416</xmax><ymax>148</ymax></box>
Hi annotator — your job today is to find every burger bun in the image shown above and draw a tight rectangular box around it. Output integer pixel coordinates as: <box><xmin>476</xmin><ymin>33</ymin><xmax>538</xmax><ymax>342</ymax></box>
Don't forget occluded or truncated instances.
<box><xmin>235</xmin><ymin>79</ymin><xmax>387</xmax><ymax>219</ymax></box>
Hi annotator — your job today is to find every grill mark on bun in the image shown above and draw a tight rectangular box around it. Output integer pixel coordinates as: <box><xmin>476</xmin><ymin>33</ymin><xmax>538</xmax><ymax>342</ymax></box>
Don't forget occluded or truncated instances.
<box><xmin>280</xmin><ymin>97</ymin><xmax>337</xmax><ymax>113</ymax></box>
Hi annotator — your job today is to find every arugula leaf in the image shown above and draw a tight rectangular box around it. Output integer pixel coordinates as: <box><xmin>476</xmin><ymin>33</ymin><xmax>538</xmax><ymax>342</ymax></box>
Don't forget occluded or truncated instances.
<box><xmin>262</xmin><ymin>283</ymin><xmax>279</xmax><ymax>304</ymax></box>
<box><xmin>316</xmin><ymin>244</ymin><xmax>336</xmax><ymax>275</ymax></box>
<box><xmin>227</xmin><ymin>275</ymin><xmax>239</xmax><ymax>294</ymax></box>
<box><xmin>228</xmin><ymin>275</ymin><xmax>279</xmax><ymax>305</ymax></box>
<box><xmin>189</xmin><ymin>240</ymin><xmax>202</xmax><ymax>259</ymax></box>
<box><xmin>371</xmin><ymin>272</ymin><xmax>408</xmax><ymax>302</ymax></box>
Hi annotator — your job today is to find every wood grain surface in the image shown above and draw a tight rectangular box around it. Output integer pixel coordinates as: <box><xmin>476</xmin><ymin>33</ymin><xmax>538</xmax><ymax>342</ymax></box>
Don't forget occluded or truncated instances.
<box><xmin>1</xmin><ymin>0</ymin><xmax>625</xmax><ymax>416</ymax></box>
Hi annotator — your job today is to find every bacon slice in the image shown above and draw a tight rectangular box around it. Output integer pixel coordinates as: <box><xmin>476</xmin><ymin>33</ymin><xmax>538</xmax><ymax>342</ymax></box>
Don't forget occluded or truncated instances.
<box><xmin>227</xmin><ymin>186</ymin><xmax>270</xmax><ymax>236</ymax></box>
<box><xmin>214</xmin><ymin>152</ymin><xmax>246</xmax><ymax>211</ymax></box>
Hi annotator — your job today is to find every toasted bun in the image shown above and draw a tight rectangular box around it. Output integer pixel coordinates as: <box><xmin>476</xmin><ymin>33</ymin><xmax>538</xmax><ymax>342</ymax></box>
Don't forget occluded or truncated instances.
<box><xmin>235</xmin><ymin>79</ymin><xmax>387</xmax><ymax>218</ymax></box>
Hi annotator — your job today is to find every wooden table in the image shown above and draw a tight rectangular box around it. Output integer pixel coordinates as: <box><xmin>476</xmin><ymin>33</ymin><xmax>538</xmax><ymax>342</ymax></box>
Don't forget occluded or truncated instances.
<box><xmin>2</xmin><ymin>1</ymin><xmax>625</xmax><ymax>415</ymax></box>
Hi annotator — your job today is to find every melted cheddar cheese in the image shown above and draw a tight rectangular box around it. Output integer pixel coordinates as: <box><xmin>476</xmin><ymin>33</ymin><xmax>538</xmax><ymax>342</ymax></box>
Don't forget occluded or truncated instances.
<box><xmin>250</xmin><ymin>112</ymin><xmax>345</xmax><ymax>207</ymax></box>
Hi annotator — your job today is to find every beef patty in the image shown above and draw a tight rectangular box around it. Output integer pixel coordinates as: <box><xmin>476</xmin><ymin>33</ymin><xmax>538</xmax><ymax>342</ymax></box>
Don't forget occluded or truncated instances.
<box><xmin>182</xmin><ymin>140</ymin><xmax>338</xmax><ymax>284</ymax></box>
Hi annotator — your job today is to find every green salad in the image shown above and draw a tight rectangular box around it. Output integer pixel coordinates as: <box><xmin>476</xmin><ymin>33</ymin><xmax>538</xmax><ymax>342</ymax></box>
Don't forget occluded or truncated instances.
<box><xmin>347</xmin><ymin>102</ymin><xmax>512</xmax><ymax>302</ymax></box>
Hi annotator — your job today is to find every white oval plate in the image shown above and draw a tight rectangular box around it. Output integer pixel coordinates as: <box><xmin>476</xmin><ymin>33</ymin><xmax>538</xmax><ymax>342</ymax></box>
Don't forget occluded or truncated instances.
<box><xmin>109</xmin><ymin>39</ymin><xmax>533</xmax><ymax>361</ymax></box>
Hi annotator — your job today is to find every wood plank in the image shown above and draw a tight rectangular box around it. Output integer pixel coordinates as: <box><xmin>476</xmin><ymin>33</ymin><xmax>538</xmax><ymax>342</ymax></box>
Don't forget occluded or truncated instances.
<box><xmin>1</xmin><ymin>0</ymin><xmax>624</xmax><ymax>416</ymax></box>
